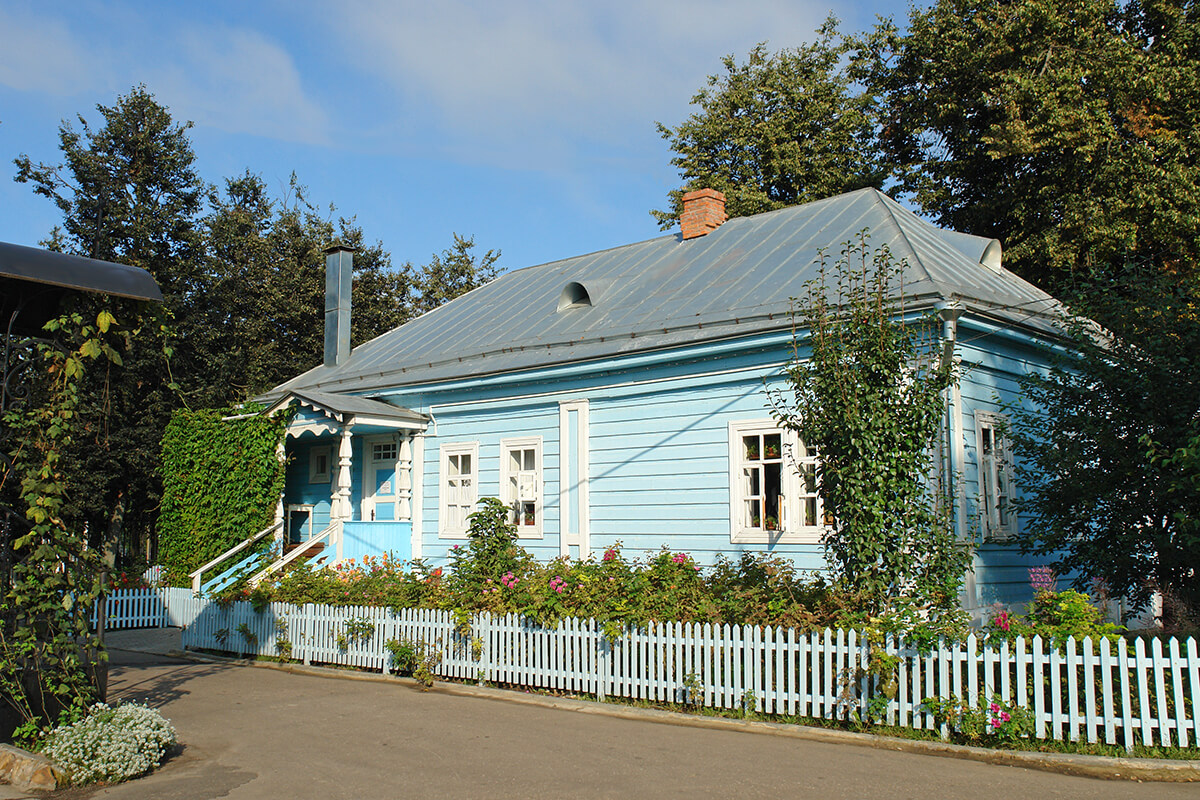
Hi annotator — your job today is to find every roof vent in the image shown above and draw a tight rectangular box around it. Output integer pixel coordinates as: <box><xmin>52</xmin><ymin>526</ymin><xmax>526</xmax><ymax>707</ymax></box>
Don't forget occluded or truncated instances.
<box><xmin>557</xmin><ymin>282</ymin><xmax>591</xmax><ymax>311</ymax></box>
<box><xmin>980</xmin><ymin>239</ymin><xmax>1003</xmax><ymax>272</ymax></box>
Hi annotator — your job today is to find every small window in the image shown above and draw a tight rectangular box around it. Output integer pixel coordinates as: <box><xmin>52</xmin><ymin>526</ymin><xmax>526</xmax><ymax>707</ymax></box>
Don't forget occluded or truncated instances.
<box><xmin>501</xmin><ymin>437</ymin><xmax>543</xmax><ymax>538</ymax></box>
<box><xmin>439</xmin><ymin>442</ymin><xmax>479</xmax><ymax>538</ymax></box>
<box><xmin>372</xmin><ymin>441</ymin><xmax>398</xmax><ymax>463</ymax></box>
<box><xmin>309</xmin><ymin>446</ymin><xmax>331</xmax><ymax>483</ymax></box>
<box><xmin>977</xmin><ymin>411</ymin><xmax>1016</xmax><ymax>541</ymax></box>
<box><xmin>729</xmin><ymin>421</ymin><xmax>822</xmax><ymax>544</ymax></box>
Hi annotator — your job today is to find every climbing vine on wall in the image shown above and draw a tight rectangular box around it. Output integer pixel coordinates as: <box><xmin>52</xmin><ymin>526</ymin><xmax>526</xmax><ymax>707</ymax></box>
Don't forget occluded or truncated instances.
<box><xmin>157</xmin><ymin>407</ymin><xmax>289</xmax><ymax>585</ymax></box>
<box><xmin>1</xmin><ymin>308</ymin><xmax>128</xmax><ymax>741</ymax></box>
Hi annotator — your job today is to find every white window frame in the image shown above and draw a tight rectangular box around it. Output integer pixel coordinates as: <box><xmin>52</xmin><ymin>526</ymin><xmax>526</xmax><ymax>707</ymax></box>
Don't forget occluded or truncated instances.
<box><xmin>500</xmin><ymin>436</ymin><xmax>543</xmax><ymax>539</ymax></box>
<box><xmin>728</xmin><ymin>420</ymin><xmax>823</xmax><ymax>545</ymax></box>
<box><xmin>309</xmin><ymin>446</ymin><xmax>331</xmax><ymax>484</ymax></box>
<box><xmin>438</xmin><ymin>441</ymin><xmax>479</xmax><ymax>539</ymax></box>
<box><xmin>976</xmin><ymin>411</ymin><xmax>1016</xmax><ymax>541</ymax></box>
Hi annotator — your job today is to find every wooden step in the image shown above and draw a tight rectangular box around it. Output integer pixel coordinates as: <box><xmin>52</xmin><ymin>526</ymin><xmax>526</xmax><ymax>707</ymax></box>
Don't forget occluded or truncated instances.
<box><xmin>283</xmin><ymin>541</ymin><xmax>326</xmax><ymax>560</ymax></box>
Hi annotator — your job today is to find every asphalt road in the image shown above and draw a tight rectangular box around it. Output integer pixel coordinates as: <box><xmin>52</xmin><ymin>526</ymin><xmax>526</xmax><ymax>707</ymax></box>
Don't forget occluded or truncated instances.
<box><xmin>54</xmin><ymin>647</ymin><xmax>1195</xmax><ymax>800</ymax></box>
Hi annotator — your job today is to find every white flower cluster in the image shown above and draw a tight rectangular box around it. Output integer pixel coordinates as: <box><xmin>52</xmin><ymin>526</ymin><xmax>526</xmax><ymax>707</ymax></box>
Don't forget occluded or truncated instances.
<box><xmin>41</xmin><ymin>702</ymin><xmax>177</xmax><ymax>786</ymax></box>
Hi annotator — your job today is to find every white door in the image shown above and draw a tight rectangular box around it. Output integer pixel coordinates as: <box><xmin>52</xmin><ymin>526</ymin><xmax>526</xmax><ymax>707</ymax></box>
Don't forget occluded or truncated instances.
<box><xmin>362</xmin><ymin>436</ymin><xmax>399</xmax><ymax>521</ymax></box>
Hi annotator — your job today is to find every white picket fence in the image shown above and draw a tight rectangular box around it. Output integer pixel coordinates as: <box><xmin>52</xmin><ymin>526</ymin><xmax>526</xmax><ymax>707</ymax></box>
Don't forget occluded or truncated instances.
<box><xmin>94</xmin><ymin>586</ymin><xmax>196</xmax><ymax>630</ymax></box>
<box><xmin>101</xmin><ymin>588</ymin><xmax>1199</xmax><ymax>751</ymax></box>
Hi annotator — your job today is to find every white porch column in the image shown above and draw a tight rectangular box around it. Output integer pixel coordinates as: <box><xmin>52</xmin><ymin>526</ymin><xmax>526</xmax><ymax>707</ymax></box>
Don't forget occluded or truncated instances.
<box><xmin>272</xmin><ymin>438</ymin><xmax>287</xmax><ymax>544</ymax></box>
<box><xmin>398</xmin><ymin>432</ymin><xmax>413</xmax><ymax>522</ymax></box>
<box><xmin>332</xmin><ymin>422</ymin><xmax>355</xmax><ymax>522</ymax></box>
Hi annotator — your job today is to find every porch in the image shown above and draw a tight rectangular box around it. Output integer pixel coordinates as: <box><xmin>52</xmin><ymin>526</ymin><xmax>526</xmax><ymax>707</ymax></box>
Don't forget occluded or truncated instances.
<box><xmin>191</xmin><ymin>389</ymin><xmax>427</xmax><ymax>593</ymax></box>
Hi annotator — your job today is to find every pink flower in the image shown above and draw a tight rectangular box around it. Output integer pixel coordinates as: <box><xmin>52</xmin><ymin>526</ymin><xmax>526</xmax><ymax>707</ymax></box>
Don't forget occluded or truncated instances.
<box><xmin>1029</xmin><ymin>566</ymin><xmax>1056</xmax><ymax>593</ymax></box>
<box><xmin>1001</xmin><ymin>711</ymin><xmax>1011</xmax><ymax>722</ymax></box>
<box><xmin>989</xmin><ymin>702</ymin><xmax>1001</xmax><ymax>713</ymax></box>
<box><xmin>603</xmin><ymin>547</ymin><xmax>617</xmax><ymax>562</ymax></box>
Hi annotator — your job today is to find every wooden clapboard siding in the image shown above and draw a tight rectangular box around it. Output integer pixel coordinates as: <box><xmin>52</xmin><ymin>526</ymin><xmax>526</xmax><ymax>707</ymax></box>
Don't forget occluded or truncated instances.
<box><xmin>303</xmin><ymin>316</ymin><xmax>1071</xmax><ymax>615</ymax></box>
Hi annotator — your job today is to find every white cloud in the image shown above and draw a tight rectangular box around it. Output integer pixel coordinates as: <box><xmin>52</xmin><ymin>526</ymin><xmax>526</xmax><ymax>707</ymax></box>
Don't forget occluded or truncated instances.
<box><xmin>151</xmin><ymin>26</ymin><xmax>330</xmax><ymax>145</ymax></box>
<box><xmin>0</xmin><ymin>4</ymin><xmax>328</xmax><ymax>145</ymax></box>
<box><xmin>328</xmin><ymin>0</ymin><xmax>831</xmax><ymax>168</ymax></box>
<box><xmin>0</xmin><ymin>7</ymin><xmax>98</xmax><ymax>95</ymax></box>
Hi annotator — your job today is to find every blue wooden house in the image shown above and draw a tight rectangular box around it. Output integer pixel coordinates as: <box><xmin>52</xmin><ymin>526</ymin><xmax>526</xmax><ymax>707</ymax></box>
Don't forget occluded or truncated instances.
<box><xmin>238</xmin><ymin>188</ymin><xmax>1061</xmax><ymax>610</ymax></box>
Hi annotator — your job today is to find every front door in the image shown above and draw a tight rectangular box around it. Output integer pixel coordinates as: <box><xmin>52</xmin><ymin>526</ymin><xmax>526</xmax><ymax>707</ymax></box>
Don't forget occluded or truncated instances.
<box><xmin>362</xmin><ymin>436</ymin><xmax>399</xmax><ymax>521</ymax></box>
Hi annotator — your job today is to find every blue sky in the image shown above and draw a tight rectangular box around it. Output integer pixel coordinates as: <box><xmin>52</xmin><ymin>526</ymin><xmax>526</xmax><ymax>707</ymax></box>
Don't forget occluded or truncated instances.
<box><xmin>0</xmin><ymin>0</ymin><xmax>897</xmax><ymax>273</ymax></box>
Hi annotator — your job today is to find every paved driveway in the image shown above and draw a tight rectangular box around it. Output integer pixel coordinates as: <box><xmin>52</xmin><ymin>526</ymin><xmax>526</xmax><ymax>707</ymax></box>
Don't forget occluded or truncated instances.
<box><xmin>49</xmin><ymin>644</ymin><xmax>1196</xmax><ymax>799</ymax></box>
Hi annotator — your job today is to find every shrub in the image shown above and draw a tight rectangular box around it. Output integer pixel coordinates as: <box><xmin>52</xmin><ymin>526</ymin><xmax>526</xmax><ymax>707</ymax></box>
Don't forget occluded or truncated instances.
<box><xmin>249</xmin><ymin>499</ymin><xmax>976</xmax><ymax>644</ymax></box>
<box><xmin>923</xmin><ymin>694</ymin><xmax>1034</xmax><ymax>745</ymax></box>
<box><xmin>41</xmin><ymin>702</ymin><xmax>176</xmax><ymax>786</ymax></box>
<box><xmin>987</xmin><ymin>588</ymin><xmax>1122</xmax><ymax>646</ymax></box>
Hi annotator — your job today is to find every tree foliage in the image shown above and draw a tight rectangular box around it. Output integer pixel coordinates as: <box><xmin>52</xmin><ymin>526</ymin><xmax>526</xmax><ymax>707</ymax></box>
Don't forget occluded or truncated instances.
<box><xmin>1010</xmin><ymin>267</ymin><xmax>1200</xmax><ymax>617</ymax></box>
<box><xmin>410</xmin><ymin>233</ymin><xmax>501</xmax><ymax>316</ymax></box>
<box><xmin>771</xmin><ymin>235</ymin><xmax>968</xmax><ymax>611</ymax></box>
<box><xmin>659</xmin><ymin>2</ymin><xmax>1200</xmax><ymax>294</ymax></box>
<box><xmin>15</xmin><ymin>86</ymin><xmax>201</xmax><ymax>567</ymax></box>
<box><xmin>13</xmin><ymin>86</ymin><xmax>501</xmax><ymax>568</ymax></box>
<box><xmin>200</xmin><ymin>172</ymin><xmax>414</xmax><ymax>401</ymax></box>
<box><xmin>864</xmin><ymin>0</ymin><xmax>1200</xmax><ymax>290</ymax></box>
<box><xmin>653</xmin><ymin>19</ymin><xmax>886</xmax><ymax>228</ymax></box>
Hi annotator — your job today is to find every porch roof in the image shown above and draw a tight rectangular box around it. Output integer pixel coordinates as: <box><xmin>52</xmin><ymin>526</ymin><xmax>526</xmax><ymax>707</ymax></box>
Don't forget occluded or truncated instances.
<box><xmin>268</xmin><ymin>388</ymin><xmax>428</xmax><ymax>429</ymax></box>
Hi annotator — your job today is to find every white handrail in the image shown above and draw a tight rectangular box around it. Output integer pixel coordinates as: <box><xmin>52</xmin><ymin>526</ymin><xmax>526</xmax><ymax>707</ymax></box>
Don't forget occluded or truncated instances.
<box><xmin>249</xmin><ymin>520</ymin><xmax>342</xmax><ymax>586</ymax></box>
<box><xmin>189</xmin><ymin>521</ymin><xmax>283</xmax><ymax>592</ymax></box>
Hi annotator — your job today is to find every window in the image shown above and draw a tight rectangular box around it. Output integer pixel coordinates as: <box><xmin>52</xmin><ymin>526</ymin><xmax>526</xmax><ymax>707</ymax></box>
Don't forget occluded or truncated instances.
<box><xmin>309</xmin><ymin>446</ymin><xmax>331</xmax><ymax>483</ymax></box>
<box><xmin>976</xmin><ymin>411</ymin><xmax>1015</xmax><ymax>541</ymax></box>
<box><xmin>501</xmin><ymin>437</ymin><xmax>543</xmax><ymax>538</ymax></box>
<box><xmin>372</xmin><ymin>441</ymin><xmax>398</xmax><ymax>463</ymax></box>
<box><xmin>439</xmin><ymin>442</ymin><xmax>479</xmax><ymax>538</ymax></box>
<box><xmin>729</xmin><ymin>421</ymin><xmax>822</xmax><ymax>544</ymax></box>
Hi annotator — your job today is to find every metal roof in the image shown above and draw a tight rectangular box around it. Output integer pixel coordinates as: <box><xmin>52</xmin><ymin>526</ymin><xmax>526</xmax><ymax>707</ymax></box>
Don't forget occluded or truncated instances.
<box><xmin>270</xmin><ymin>188</ymin><xmax>1062</xmax><ymax>397</ymax></box>
<box><xmin>267</xmin><ymin>388</ymin><xmax>428</xmax><ymax>426</ymax></box>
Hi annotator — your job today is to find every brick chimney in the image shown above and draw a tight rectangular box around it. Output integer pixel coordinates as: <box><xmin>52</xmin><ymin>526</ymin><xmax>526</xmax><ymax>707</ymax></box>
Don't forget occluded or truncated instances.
<box><xmin>680</xmin><ymin>188</ymin><xmax>727</xmax><ymax>240</ymax></box>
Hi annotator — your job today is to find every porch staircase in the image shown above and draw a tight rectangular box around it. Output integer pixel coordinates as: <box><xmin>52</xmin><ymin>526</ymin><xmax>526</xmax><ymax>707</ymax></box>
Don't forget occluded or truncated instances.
<box><xmin>248</xmin><ymin>520</ymin><xmax>342</xmax><ymax>586</ymax></box>
<box><xmin>190</xmin><ymin>520</ymin><xmax>342</xmax><ymax>595</ymax></box>
<box><xmin>189</xmin><ymin>521</ymin><xmax>282</xmax><ymax>594</ymax></box>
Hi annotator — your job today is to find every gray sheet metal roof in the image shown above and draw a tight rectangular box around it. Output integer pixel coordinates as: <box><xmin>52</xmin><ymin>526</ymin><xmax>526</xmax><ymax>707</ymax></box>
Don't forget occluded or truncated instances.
<box><xmin>270</xmin><ymin>188</ymin><xmax>1061</xmax><ymax>397</ymax></box>
<box><xmin>268</xmin><ymin>388</ymin><xmax>428</xmax><ymax>425</ymax></box>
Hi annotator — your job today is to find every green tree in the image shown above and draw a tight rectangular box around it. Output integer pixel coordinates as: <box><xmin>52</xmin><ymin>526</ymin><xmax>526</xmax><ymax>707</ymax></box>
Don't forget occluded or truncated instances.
<box><xmin>411</xmin><ymin>233</ymin><xmax>501</xmax><ymax>315</ymax></box>
<box><xmin>14</xmin><ymin>85</ymin><xmax>202</xmax><ymax>565</ymax></box>
<box><xmin>772</xmin><ymin>235</ymin><xmax>968</xmax><ymax>610</ymax></box>
<box><xmin>201</xmin><ymin>172</ymin><xmax>415</xmax><ymax>399</ymax></box>
<box><xmin>653</xmin><ymin>19</ymin><xmax>886</xmax><ymax>228</ymax></box>
<box><xmin>866</xmin><ymin>0</ymin><xmax>1200</xmax><ymax>291</ymax></box>
<box><xmin>14</xmin><ymin>85</ymin><xmax>502</xmax><ymax>568</ymax></box>
<box><xmin>1010</xmin><ymin>267</ymin><xmax>1200</xmax><ymax>618</ymax></box>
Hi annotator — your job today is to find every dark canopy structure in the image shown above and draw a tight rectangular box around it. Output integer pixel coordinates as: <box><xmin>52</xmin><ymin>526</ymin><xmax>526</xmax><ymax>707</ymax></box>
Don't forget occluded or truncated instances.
<box><xmin>0</xmin><ymin>241</ymin><xmax>163</xmax><ymax>338</ymax></box>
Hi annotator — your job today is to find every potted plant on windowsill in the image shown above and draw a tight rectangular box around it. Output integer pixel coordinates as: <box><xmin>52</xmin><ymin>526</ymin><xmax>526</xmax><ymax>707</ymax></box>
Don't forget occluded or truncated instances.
<box><xmin>765</xmin><ymin>515</ymin><xmax>779</xmax><ymax>531</ymax></box>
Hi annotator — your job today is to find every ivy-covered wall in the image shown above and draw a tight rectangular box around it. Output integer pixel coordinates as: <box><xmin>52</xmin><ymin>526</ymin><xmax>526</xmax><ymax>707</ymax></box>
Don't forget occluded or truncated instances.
<box><xmin>157</xmin><ymin>408</ymin><xmax>288</xmax><ymax>584</ymax></box>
